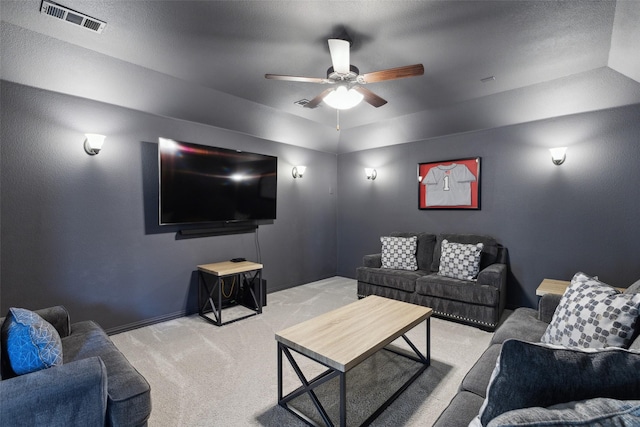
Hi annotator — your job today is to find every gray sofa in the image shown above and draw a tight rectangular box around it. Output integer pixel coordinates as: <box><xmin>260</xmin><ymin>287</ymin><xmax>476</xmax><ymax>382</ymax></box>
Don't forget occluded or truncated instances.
<box><xmin>433</xmin><ymin>282</ymin><xmax>640</xmax><ymax>427</ymax></box>
<box><xmin>0</xmin><ymin>306</ymin><xmax>151</xmax><ymax>426</ymax></box>
<box><xmin>357</xmin><ymin>232</ymin><xmax>507</xmax><ymax>331</ymax></box>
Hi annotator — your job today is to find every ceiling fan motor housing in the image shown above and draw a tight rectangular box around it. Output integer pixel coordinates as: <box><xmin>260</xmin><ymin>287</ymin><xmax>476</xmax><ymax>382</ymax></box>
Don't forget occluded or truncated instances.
<box><xmin>327</xmin><ymin>65</ymin><xmax>360</xmax><ymax>82</ymax></box>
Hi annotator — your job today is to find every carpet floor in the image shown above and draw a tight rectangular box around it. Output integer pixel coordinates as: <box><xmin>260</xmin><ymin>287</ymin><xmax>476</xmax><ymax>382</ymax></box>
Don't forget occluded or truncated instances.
<box><xmin>111</xmin><ymin>277</ymin><xmax>493</xmax><ymax>426</ymax></box>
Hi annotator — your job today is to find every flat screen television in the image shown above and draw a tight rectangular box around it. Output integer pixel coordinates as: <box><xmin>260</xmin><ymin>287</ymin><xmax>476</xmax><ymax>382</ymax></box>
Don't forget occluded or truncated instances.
<box><xmin>159</xmin><ymin>138</ymin><xmax>277</xmax><ymax>225</ymax></box>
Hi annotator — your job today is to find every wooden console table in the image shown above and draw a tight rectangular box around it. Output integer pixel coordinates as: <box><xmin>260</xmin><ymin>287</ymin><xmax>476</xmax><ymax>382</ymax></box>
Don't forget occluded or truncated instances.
<box><xmin>535</xmin><ymin>278</ymin><xmax>570</xmax><ymax>296</ymax></box>
<box><xmin>197</xmin><ymin>260</ymin><xmax>263</xmax><ymax>326</ymax></box>
<box><xmin>536</xmin><ymin>278</ymin><xmax>625</xmax><ymax>296</ymax></box>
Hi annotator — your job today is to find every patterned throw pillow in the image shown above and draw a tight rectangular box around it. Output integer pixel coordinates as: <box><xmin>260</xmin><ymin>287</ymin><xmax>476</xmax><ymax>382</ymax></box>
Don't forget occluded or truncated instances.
<box><xmin>437</xmin><ymin>239</ymin><xmax>483</xmax><ymax>280</ymax></box>
<box><xmin>4</xmin><ymin>307</ymin><xmax>63</xmax><ymax>375</ymax></box>
<box><xmin>380</xmin><ymin>235</ymin><xmax>418</xmax><ymax>271</ymax></box>
<box><xmin>541</xmin><ymin>272</ymin><xmax>640</xmax><ymax>349</ymax></box>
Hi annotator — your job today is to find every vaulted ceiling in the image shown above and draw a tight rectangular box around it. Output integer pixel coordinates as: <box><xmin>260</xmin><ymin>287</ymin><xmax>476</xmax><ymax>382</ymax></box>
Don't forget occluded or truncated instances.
<box><xmin>2</xmin><ymin>1</ymin><xmax>640</xmax><ymax>153</ymax></box>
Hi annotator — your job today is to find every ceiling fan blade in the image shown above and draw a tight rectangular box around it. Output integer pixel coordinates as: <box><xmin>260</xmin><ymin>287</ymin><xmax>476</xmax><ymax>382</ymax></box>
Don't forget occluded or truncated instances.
<box><xmin>328</xmin><ymin>39</ymin><xmax>350</xmax><ymax>74</ymax></box>
<box><xmin>360</xmin><ymin>64</ymin><xmax>424</xmax><ymax>83</ymax></box>
<box><xmin>353</xmin><ymin>86</ymin><xmax>388</xmax><ymax>108</ymax></box>
<box><xmin>265</xmin><ymin>74</ymin><xmax>330</xmax><ymax>84</ymax></box>
<box><xmin>304</xmin><ymin>88</ymin><xmax>334</xmax><ymax>109</ymax></box>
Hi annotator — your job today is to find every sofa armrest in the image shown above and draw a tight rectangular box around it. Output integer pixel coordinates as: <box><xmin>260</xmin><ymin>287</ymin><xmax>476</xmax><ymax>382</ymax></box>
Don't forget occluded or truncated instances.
<box><xmin>363</xmin><ymin>253</ymin><xmax>382</xmax><ymax>268</ymax></box>
<box><xmin>539</xmin><ymin>293</ymin><xmax>562</xmax><ymax>323</ymax></box>
<box><xmin>477</xmin><ymin>263</ymin><xmax>507</xmax><ymax>289</ymax></box>
<box><xmin>33</xmin><ymin>305</ymin><xmax>71</xmax><ymax>338</ymax></box>
<box><xmin>0</xmin><ymin>356</ymin><xmax>108</xmax><ymax>426</ymax></box>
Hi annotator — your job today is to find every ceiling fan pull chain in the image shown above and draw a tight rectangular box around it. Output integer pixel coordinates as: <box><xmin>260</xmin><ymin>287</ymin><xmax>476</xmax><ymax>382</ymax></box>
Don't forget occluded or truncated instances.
<box><xmin>336</xmin><ymin>109</ymin><xmax>340</xmax><ymax>131</ymax></box>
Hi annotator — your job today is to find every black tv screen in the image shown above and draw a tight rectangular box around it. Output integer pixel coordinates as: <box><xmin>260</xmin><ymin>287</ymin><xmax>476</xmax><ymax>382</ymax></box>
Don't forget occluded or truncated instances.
<box><xmin>159</xmin><ymin>138</ymin><xmax>277</xmax><ymax>225</ymax></box>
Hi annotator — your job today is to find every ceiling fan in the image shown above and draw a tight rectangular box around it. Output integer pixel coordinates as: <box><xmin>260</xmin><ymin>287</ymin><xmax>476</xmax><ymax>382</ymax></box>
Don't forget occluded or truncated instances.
<box><xmin>265</xmin><ymin>38</ymin><xmax>424</xmax><ymax>110</ymax></box>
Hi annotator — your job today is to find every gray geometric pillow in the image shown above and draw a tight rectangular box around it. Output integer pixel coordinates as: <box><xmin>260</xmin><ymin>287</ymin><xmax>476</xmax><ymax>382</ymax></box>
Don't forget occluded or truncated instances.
<box><xmin>541</xmin><ymin>272</ymin><xmax>640</xmax><ymax>349</ymax></box>
<box><xmin>437</xmin><ymin>239</ymin><xmax>483</xmax><ymax>280</ymax></box>
<box><xmin>380</xmin><ymin>236</ymin><xmax>418</xmax><ymax>271</ymax></box>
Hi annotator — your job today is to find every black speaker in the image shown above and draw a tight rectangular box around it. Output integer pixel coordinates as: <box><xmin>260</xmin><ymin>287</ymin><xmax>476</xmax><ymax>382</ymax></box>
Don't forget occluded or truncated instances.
<box><xmin>241</xmin><ymin>278</ymin><xmax>267</xmax><ymax>308</ymax></box>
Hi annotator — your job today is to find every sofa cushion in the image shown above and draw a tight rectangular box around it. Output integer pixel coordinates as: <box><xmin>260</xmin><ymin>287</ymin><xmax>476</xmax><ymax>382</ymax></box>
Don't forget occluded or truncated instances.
<box><xmin>389</xmin><ymin>232</ymin><xmax>437</xmax><ymax>271</ymax></box>
<box><xmin>433</xmin><ymin>390</ymin><xmax>486</xmax><ymax>427</ymax></box>
<box><xmin>63</xmin><ymin>320</ymin><xmax>151</xmax><ymax>427</ymax></box>
<box><xmin>415</xmin><ymin>274</ymin><xmax>499</xmax><ymax>306</ymax></box>
<box><xmin>437</xmin><ymin>239</ymin><xmax>483</xmax><ymax>280</ymax></box>
<box><xmin>461</xmin><ymin>344</ymin><xmax>502</xmax><ymax>398</ymax></box>
<box><xmin>473</xmin><ymin>340</ymin><xmax>640</xmax><ymax>427</ymax></box>
<box><xmin>541</xmin><ymin>272</ymin><xmax>640</xmax><ymax>348</ymax></box>
<box><xmin>2</xmin><ymin>308</ymin><xmax>63</xmax><ymax>375</ymax></box>
<box><xmin>380</xmin><ymin>235</ymin><xmax>418</xmax><ymax>270</ymax></box>
<box><xmin>432</xmin><ymin>234</ymin><xmax>498</xmax><ymax>272</ymax></box>
<box><xmin>487</xmin><ymin>398</ymin><xmax>640</xmax><ymax>427</ymax></box>
<box><xmin>491</xmin><ymin>307</ymin><xmax>548</xmax><ymax>345</ymax></box>
<box><xmin>356</xmin><ymin>267</ymin><xmax>423</xmax><ymax>293</ymax></box>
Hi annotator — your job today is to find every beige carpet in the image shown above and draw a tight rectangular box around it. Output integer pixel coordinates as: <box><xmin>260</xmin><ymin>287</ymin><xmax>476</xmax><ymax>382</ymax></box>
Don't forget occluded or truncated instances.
<box><xmin>111</xmin><ymin>277</ymin><xmax>493</xmax><ymax>426</ymax></box>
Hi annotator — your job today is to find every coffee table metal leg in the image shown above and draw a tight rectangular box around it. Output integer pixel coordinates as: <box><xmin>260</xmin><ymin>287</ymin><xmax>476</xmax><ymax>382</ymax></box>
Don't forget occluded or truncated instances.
<box><xmin>339</xmin><ymin>372</ymin><xmax>346</xmax><ymax>426</ymax></box>
<box><xmin>278</xmin><ymin>342</ymin><xmax>338</xmax><ymax>427</ymax></box>
<box><xmin>426</xmin><ymin>317</ymin><xmax>431</xmax><ymax>364</ymax></box>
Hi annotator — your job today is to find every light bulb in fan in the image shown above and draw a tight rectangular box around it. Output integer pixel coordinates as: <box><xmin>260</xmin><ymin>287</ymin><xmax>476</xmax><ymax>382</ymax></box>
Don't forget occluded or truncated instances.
<box><xmin>323</xmin><ymin>86</ymin><xmax>364</xmax><ymax>110</ymax></box>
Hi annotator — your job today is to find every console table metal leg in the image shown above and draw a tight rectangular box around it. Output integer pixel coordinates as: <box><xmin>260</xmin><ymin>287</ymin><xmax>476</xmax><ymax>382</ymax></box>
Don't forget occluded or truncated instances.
<box><xmin>258</xmin><ymin>270</ymin><xmax>263</xmax><ymax>313</ymax></box>
<box><xmin>242</xmin><ymin>270</ymin><xmax>262</xmax><ymax>312</ymax></box>
<box><xmin>215</xmin><ymin>275</ymin><xmax>222</xmax><ymax>325</ymax></box>
<box><xmin>277</xmin><ymin>342</ymin><xmax>283</xmax><ymax>402</ymax></box>
<box><xmin>198</xmin><ymin>272</ymin><xmax>222</xmax><ymax>326</ymax></box>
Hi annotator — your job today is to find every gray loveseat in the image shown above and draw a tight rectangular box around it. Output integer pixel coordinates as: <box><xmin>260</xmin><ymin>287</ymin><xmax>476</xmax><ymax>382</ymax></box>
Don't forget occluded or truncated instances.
<box><xmin>357</xmin><ymin>232</ymin><xmax>508</xmax><ymax>331</ymax></box>
<box><xmin>0</xmin><ymin>306</ymin><xmax>151</xmax><ymax>426</ymax></box>
<box><xmin>434</xmin><ymin>279</ymin><xmax>640</xmax><ymax>427</ymax></box>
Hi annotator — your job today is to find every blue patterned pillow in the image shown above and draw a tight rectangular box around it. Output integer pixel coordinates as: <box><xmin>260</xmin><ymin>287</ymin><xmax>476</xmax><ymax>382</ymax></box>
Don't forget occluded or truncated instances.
<box><xmin>5</xmin><ymin>307</ymin><xmax>63</xmax><ymax>375</ymax></box>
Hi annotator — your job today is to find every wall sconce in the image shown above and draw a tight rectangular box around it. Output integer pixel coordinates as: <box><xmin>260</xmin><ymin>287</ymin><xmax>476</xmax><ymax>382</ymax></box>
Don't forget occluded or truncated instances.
<box><xmin>365</xmin><ymin>168</ymin><xmax>377</xmax><ymax>180</ymax></box>
<box><xmin>549</xmin><ymin>147</ymin><xmax>567</xmax><ymax>165</ymax></box>
<box><xmin>84</xmin><ymin>133</ymin><xmax>106</xmax><ymax>155</ymax></box>
<box><xmin>292</xmin><ymin>165</ymin><xmax>306</xmax><ymax>179</ymax></box>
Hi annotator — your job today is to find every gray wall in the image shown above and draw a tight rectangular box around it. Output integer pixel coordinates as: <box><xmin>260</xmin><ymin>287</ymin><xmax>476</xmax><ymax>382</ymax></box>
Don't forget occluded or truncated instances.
<box><xmin>1</xmin><ymin>81</ymin><xmax>337</xmax><ymax>332</ymax></box>
<box><xmin>3</xmin><ymin>79</ymin><xmax>639</xmax><ymax>331</ymax></box>
<box><xmin>337</xmin><ymin>103</ymin><xmax>640</xmax><ymax>309</ymax></box>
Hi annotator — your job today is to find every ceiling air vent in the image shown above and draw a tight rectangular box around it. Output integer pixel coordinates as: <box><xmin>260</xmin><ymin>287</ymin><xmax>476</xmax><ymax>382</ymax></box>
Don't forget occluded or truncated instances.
<box><xmin>40</xmin><ymin>1</ymin><xmax>106</xmax><ymax>34</ymax></box>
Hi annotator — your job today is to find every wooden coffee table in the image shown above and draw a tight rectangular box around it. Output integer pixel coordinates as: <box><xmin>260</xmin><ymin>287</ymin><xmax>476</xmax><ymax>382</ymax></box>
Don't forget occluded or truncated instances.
<box><xmin>275</xmin><ymin>295</ymin><xmax>432</xmax><ymax>426</ymax></box>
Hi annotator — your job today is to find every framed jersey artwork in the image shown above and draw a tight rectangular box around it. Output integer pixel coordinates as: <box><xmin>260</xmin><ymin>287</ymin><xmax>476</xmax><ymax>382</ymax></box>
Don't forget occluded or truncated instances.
<box><xmin>418</xmin><ymin>157</ymin><xmax>481</xmax><ymax>210</ymax></box>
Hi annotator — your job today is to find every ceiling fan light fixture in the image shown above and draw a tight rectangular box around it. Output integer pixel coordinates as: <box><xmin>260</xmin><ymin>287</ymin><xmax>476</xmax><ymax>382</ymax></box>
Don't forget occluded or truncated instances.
<box><xmin>323</xmin><ymin>86</ymin><xmax>364</xmax><ymax>110</ymax></box>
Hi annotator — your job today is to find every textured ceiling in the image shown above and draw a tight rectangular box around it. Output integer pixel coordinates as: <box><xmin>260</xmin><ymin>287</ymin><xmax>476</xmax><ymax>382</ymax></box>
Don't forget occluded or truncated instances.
<box><xmin>1</xmin><ymin>0</ymin><xmax>640</xmax><ymax>153</ymax></box>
